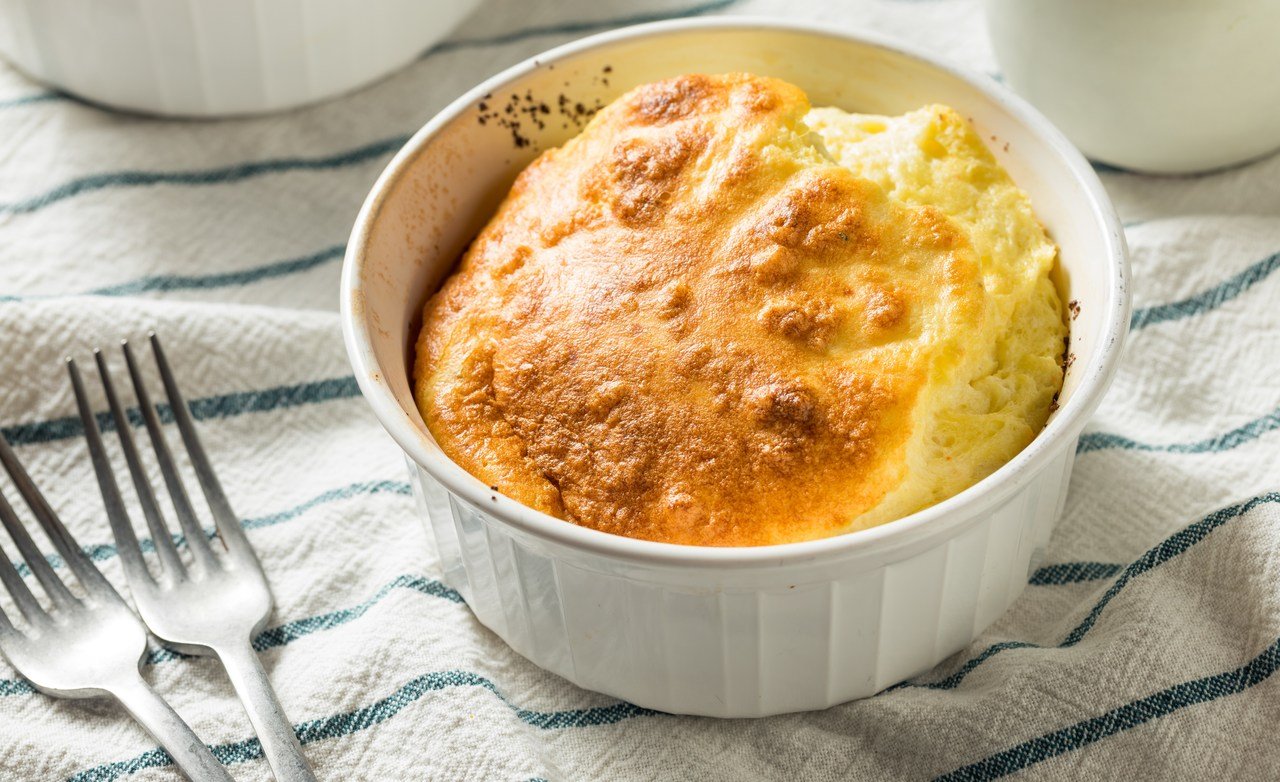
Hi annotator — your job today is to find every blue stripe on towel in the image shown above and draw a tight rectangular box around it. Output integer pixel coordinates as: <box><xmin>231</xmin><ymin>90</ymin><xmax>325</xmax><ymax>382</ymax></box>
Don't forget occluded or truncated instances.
<box><xmin>10</xmin><ymin>479</ymin><xmax>411</xmax><ymax>580</ymax></box>
<box><xmin>1131</xmin><ymin>250</ymin><xmax>1280</xmax><ymax>331</ymax></box>
<box><xmin>141</xmin><ymin>572</ymin><xmax>463</xmax><ymax>667</ymax></box>
<box><xmin>933</xmin><ymin>634</ymin><xmax>1280</xmax><ymax>781</ymax></box>
<box><xmin>250</xmin><ymin>575</ymin><xmax>464</xmax><ymax>650</ymax></box>
<box><xmin>1077</xmin><ymin>405</ymin><xmax>1280</xmax><ymax>456</ymax></box>
<box><xmin>0</xmin><ymin>680</ymin><xmax>33</xmax><ymax>696</ymax></box>
<box><xmin>88</xmin><ymin>245</ymin><xmax>345</xmax><ymax>297</ymax></box>
<box><xmin>1</xmin><ymin>376</ymin><xmax>362</xmax><ymax>447</ymax></box>
<box><xmin>0</xmin><ymin>91</ymin><xmax>62</xmax><ymax>110</ymax></box>
<box><xmin>911</xmin><ymin>491</ymin><xmax>1280</xmax><ymax>690</ymax></box>
<box><xmin>0</xmin><ymin>137</ymin><xmax>409</xmax><ymax>215</ymax></box>
<box><xmin>1027</xmin><ymin>561</ymin><xmax>1125</xmax><ymax>586</ymax></box>
<box><xmin>1060</xmin><ymin>492</ymin><xmax>1280</xmax><ymax>646</ymax></box>
<box><xmin>68</xmin><ymin>671</ymin><xmax>659</xmax><ymax>781</ymax></box>
<box><xmin>0</xmin><ymin>245</ymin><xmax>345</xmax><ymax>303</ymax></box>
<box><xmin>909</xmin><ymin>641</ymin><xmax>1041</xmax><ymax>692</ymax></box>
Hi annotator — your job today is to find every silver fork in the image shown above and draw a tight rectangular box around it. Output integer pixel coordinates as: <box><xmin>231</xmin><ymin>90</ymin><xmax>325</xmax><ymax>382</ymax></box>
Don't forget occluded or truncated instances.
<box><xmin>69</xmin><ymin>334</ymin><xmax>316</xmax><ymax>782</ymax></box>
<box><xmin>0</xmin><ymin>432</ymin><xmax>232</xmax><ymax>781</ymax></box>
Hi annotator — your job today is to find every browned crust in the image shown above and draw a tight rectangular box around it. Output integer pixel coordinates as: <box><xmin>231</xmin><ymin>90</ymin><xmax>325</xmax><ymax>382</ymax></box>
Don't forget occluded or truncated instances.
<box><xmin>414</xmin><ymin>74</ymin><xmax>983</xmax><ymax>546</ymax></box>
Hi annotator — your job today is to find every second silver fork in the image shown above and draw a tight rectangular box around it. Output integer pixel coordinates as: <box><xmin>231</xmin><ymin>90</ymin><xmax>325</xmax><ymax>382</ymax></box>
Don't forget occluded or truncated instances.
<box><xmin>69</xmin><ymin>334</ymin><xmax>316</xmax><ymax>782</ymax></box>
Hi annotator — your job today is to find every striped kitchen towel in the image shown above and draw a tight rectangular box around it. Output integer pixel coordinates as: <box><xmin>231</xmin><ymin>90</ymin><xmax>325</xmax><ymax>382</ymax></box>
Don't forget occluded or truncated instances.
<box><xmin>1</xmin><ymin>0</ymin><xmax>1278</xmax><ymax>779</ymax></box>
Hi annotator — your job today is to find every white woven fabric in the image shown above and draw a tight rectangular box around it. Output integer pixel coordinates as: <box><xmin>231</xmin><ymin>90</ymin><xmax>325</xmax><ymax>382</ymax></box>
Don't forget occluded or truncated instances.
<box><xmin>1</xmin><ymin>1</ymin><xmax>1278</xmax><ymax>779</ymax></box>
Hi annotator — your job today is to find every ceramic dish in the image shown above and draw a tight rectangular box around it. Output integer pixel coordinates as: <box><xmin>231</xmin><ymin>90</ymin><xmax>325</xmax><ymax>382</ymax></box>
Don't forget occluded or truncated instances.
<box><xmin>341</xmin><ymin>17</ymin><xmax>1130</xmax><ymax>717</ymax></box>
<box><xmin>985</xmin><ymin>0</ymin><xmax>1280</xmax><ymax>173</ymax></box>
<box><xmin>0</xmin><ymin>0</ymin><xmax>480</xmax><ymax>116</ymax></box>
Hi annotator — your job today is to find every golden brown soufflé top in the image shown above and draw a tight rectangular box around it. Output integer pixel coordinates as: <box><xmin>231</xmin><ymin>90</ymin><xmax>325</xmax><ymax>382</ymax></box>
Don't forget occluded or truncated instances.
<box><xmin>414</xmin><ymin>73</ymin><xmax>1065</xmax><ymax>546</ymax></box>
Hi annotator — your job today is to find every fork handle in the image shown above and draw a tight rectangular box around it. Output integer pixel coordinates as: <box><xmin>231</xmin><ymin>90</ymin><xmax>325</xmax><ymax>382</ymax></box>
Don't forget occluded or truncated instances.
<box><xmin>111</xmin><ymin>675</ymin><xmax>234</xmax><ymax>782</ymax></box>
<box><xmin>215</xmin><ymin>641</ymin><xmax>317</xmax><ymax>782</ymax></box>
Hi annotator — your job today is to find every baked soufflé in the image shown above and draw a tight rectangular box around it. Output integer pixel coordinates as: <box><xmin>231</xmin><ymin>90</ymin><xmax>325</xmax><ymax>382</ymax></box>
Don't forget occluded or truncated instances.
<box><xmin>414</xmin><ymin>73</ymin><xmax>1066</xmax><ymax>546</ymax></box>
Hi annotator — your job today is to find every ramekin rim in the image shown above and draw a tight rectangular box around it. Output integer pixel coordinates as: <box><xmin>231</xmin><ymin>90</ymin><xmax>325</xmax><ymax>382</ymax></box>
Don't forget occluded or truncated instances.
<box><xmin>341</xmin><ymin>15</ymin><xmax>1131</xmax><ymax>569</ymax></box>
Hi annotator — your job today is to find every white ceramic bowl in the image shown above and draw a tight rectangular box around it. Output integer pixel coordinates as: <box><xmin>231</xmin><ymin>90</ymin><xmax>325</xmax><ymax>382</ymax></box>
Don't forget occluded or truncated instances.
<box><xmin>341</xmin><ymin>18</ymin><xmax>1130</xmax><ymax>717</ymax></box>
<box><xmin>0</xmin><ymin>0</ymin><xmax>480</xmax><ymax>116</ymax></box>
<box><xmin>985</xmin><ymin>0</ymin><xmax>1280</xmax><ymax>173</ymax></box>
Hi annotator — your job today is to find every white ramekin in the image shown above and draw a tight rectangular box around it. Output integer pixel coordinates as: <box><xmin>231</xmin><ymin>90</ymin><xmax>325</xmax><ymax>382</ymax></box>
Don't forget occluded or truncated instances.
<box><xmin>341</xmin><ymin>18</ymin><xmax>1130</xmax><ymax>718</ymax></box>
<box><xmin>0</xmin><ymin>0</ymin><xmax>480</xmax><ymax>116</ymax></box>
<box><xmin>985</xmin><ymin>0</ymin><xmax>1280</xmax><ymax>174</ymax></box>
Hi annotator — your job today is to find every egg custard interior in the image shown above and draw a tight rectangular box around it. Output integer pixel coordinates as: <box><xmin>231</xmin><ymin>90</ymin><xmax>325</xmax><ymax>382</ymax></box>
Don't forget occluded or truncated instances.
<box><xmin>414</xmin><ymin>73</ymin><xmax>1067</xmax><ymax>546</ymax></box>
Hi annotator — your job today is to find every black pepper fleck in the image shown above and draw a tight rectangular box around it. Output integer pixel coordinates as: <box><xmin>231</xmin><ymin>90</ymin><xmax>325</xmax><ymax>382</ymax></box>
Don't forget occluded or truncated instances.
<box><xmin>476</xmin><ymin>89</ymin><xmax>563</xmax><ymax>149</ymax></box>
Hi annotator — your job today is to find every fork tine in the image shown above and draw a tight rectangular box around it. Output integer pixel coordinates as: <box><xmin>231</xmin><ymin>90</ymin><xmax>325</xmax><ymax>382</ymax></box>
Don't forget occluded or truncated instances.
<box><xmin>0</xmin><ymin>600</ymin><xmax>16</xmax><ymax>638</ymax></box>
<box><xmin>149</xmin><ymin>334</ymin><xmax>255</xmax><ymax>560</ymax></box>
<box><xmin>69</xmin><ymin>357</ymin><xmax>166</xmax><ymax>591</ymax></box>
<box><xmin>0</xmin><ymin>381</ymin><xmax>118</xmax><ymax>601</ymax></box>
<box><xmin>86</xmin><ymin>350</ymin><xmax>183</xmax><ymax>581</ymax></box>
<box><xmin>0</xmin><ymin>435</ymin><xmax>78</xmax><ymax>610</ymax></box>
<box><xmin>0</xmin><ymin>498</ymin><xmax>50</xmax><ymax>626</ymax></box>
<box><xmin>121</xmin><ymin>340</ymin><xmax>219</xmax><ymax>574</ymax></box>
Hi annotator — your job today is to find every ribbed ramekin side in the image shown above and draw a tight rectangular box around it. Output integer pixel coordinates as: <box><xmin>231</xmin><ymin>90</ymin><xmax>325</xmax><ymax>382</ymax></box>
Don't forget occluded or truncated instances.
<box><xmin>412</xmin><ymin>450</ymin><xmax>1074</xmax><ymax>717</ymax></box>
<box><xmin>412</xmin><ymin>459</ymin><xmax>469</xmax><ymax>599</ymax></box>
